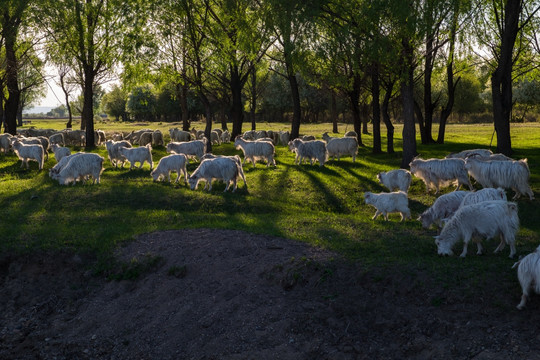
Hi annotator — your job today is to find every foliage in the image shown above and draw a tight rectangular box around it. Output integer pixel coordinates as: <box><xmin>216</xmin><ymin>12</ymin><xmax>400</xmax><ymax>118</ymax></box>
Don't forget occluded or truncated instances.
<box><xmin>126</xmin><ymin>85</ymin><xmax>156</xmax><ymax>122</ymax></box>
<box><xmin>101</xmin><ymin>85</ymin><xmax>127</xmax><ymax>121</ymax></box>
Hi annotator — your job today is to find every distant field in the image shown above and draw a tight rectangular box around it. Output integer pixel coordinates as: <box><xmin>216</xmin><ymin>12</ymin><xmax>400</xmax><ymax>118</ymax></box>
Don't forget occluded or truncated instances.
<box><xmin>1</xmin><ymin>121</ymin><xmax>539</xmax><ymax>288</ymax></box>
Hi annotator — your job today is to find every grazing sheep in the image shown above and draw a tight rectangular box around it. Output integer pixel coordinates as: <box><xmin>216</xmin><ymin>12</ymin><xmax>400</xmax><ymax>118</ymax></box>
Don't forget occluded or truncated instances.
<box><xmin>513</xmin><ymin>245</ymin><xmax>540</xmax><ymax>310</ymax></box>
<box><xmin>418</xmin><ymin>191</ymin><xmax>469</xmax><ymax>229</ymax></box>
<box><xmin>11</xmin><ymin>139</ymin><xmax>44</xmax><ymax>170</ymax></box>
<box><xmin>188</xmin><ymin>157</ymin><xmax>244</xmax><ymax>192</ymax></box>
<box><xmin>364</xmin><ymin>191</ymin><xmax>411</xmax><ymax>222</ymax></box>
<box><xmin>377</xmin><ymin>169</ymin><xmax>412</xmax><ymax>193</ymax></box>
<box><xmin>322</xmin><ymin>132</ymin><xmax>337</xmax><ymax>142</ymax></box>
<box><xmin>435</xmin><ymin>200</ymin><xmax>519</xmax><ymax>258</ymax></box>
<box><xmin>50</xmin><ymin>143</ymin><xmax>71</xmax><ymax>163</ymax></box>
<box><xmin>0</xmin><ymin>133</ymin><xmax>14</xmax><ymax>154</ymax></box>
<box><xmin>445</xmin><ymin>149</ymin><xmax>493</xmax><ymax>159</ymax></box>
<box><xmin>138</xmin><ymin>131</ymin><xmax>154</xmax><ymax>146</ymax></box>
<box><xmin>166</xmin><ymin>139</ymin><xmax>206</xmax><ymax>160</ymax></box>
<box><xmin>105</xmin><ymin>140</ymin><xmax>132</xmax><ymax>168</ymax></box>
<box><xmin>459</xmin><ymin>187</ymin><xmax>507</xmax><ymax>208</ymax></box>
<box><xmin>464</xmin><ymin>157</ymin><xmax>534</xmax><ymax>200</ymax></box>
<box><xmin>151</xmin><ymin>154</ymin><xmax>189</xmax><ymax>184</ymax></box>
<box><xmin>49</xmin><ymin>152</ymin><xmax>85</xmax><ymax>178</ymax></box>
<box><xmin>301</xmin><ymin>135</ymin><xmax>316</xmax><ymax>141</ymax></box>
<box><xmin>288</xmin><ymin>138</ymin><xmax>328</xmax><ymax>167</ymax></box>
<box><xmin>50</xmin><ymin>152</ymin><xmax>104</xmax><ymax>185</ymax></box>
<box><xmin>326</xmin><ymin>136</ymin><xmax>358</xmax><ymax>162</ymax></box>
<box><xmin>210</xmin><ymin>130</ymin><xmax>222</xmax><ymax>145</ymax></box>
<box><xmin>344</xmin><ymin>131</ymin><xmax>358</xmax><ymax>138</ymax></box>
<box><xmin>48</xmin><ymin>132</ymin><xmax>65</xmax><ymax>146</ymax></box>
<box><xmin>126</xmin><ymin>129</ymin><xmax>153</xmax><ymax>144</ymax></box>
<box><xmin>409</xmin><ymin>157</ymin><xmax>473</xmax><ymax>194</ymax></box>
<box><xmin>213</xmin><ymin>128</ymin><xmax>223</xmax><ymax>138</ymax></box>
<box><xmin>61</xmin><ymin>129</ymin><xmax>86</xmax><ymax>146</ymax></box>
<box><xmin>234</xmin><ymin>137</ymin><xmax>276</xmax><ymax>168</ymax></box>
<box><xmin>118</xmin><ymin>144</ymin><xmax>153</xmax><ymax>170</ymax></box>
<box><xmin>169</xmin><ymin>128</ymin><xmax>192</xmax><ymax>142</ymax></box>
<box><xmin>221</xmin><ymin>130</ymin><xmax>231</xmax><ymax>144</ymax></box>
<box><xmin>152</xmin><ymin>130</ymin><xmax>164</xmax><ymax>146</ymax></box>
<box><xmin>19</xmin><ymin>136</ymin><xmax>49</xmax><ymax>161</ymax></box>
<box><xmin>467</xmin><ymin>153</ymin><xmax>514</xmax><ymax>161</ymax></box>
<box><xmin>279</xmin><ymin>131</ymin><xmax>290</xmax><ymax>146</ymax></box>
<box><xmin>201</xmin><ymin>153</ymin><xmax>247</xmax><ymax>188</ymax></box>
<box><xmin>94</xmin><ymin>130</ymin><xmax>106</xmax><ymax>145</ymax></box>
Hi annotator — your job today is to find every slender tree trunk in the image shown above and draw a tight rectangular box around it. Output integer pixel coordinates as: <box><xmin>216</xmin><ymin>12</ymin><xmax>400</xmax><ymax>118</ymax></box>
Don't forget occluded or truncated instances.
<box><xmin>382</xmin><ymin>81</ymin><xmax>395</xmax><ymax>154</ymax></box>
<box><xmin>437</xmin><ymin>47</ymin><xmax>459</xmax><ymax>144</ymax></box>
<box><xmin>4</xmin><ymin>28</ymin><xmax>20</xmax><ymax>136</ymax></box>
<box><xmin>250</xmin><ymin>67</ymin><xmax>256</xmax><ymax>131</ymax></box>
<box><xmin>361</xmin><ymin>103</ymin><xmax>369</xmax><ymax>134</ymax></box>
<box><xmin>17</xmin><ymin>101</ymin><xmax>23</xmax><ymax>126</ymax></box>
<box><xmin>401</xmin><ymin>38</ymin><xmax>417</xmax><ymax>168</ymax></box>
<box><xmin>422</xmin><ymin>30</ymin><xmax>435</xmax><ymax>144</ymax></box>
<box><xmin>0</xmin><ymin>91</ymin><xmax>5</xmax><ymax>132</ymax></box>
<box><xmin>230</xmin><ymin>66</ymin><xmax>244</xmax><ymax>139</ymax></box>
<box><xmin>371</xmin><ymin>63</ymin><xmax>381</xmax><ymax>154</ymax></box>
<box><xmin>201</xmin><ymin>93</ymin><xmax>212</xmax><ymax>153</ymax></box>
<box><xmin>413</xmin><ymin>100</ymin><xmax>426</xmax><ymax>143</ymax></box>
<box><xmin>347</xmin><ymin>74</ymin><xmax>363</xmax><ymax>145</ymax></box>
<box><xmin>59</xmin><ymin>74</ymin><xmax>73</xmax><ymax>128</ymax></box>
<box><xmin>82</xmin><ymin>69</ymin><xmax>95</xmax><ymax>148</ymax></box>
<box><xmin>330</xmin><ymin>90</ymin><xmax>338</xmax><ymax>133</ymax></box>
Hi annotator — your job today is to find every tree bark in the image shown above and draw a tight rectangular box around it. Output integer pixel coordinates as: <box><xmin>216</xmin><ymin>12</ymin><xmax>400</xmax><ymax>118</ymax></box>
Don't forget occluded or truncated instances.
<box><xmin>371</xmin><ymin>63</ymin><xmax>382</xmax><ymax>154</ymax></box>
<box><xmin>230</xmin><ymin>66</ymin><xmax>244</xmax><ymax>139</ymax></box>
<box><xmin>250</xmin><ymin>67</ymin><xmax>256</xmax><ymax>131</ymax></box>
<box><xmin>82</xmin><ymin>68</ymin><xmax>95</xmax><ymax>148</ymax></box>
<box><xmin>288</xmin><ymin>73</ymin><xmax>302</xmax><ymax>140</ymax></box>
<box><xmin>3</xmin><ymin>24</ymin><xmax>20</xmax><ymax>136</ymax></box>
<box><xmin>400</xmin><ymin>38</ymin><xmax>417</xmax><ymax>168</ymax></box>
<box><xmin>330</xmin><ymin>90</ymin><xmax>338</xmax><ymax>133</ymax></box>
<box><xmin>422</xmin><ymin>28</ymin><xmax>436</xmax><ymax>144</ymax></box>
<box><xmin>201</xmin><ymin>92</ymin><xmax>212</xmax><ymax>153</ymax></box>
<box><xmin>347</xmin><ymin>74</ymin><xmax>363</xmax><ymax>145</ymax></box>
<box><xmin>382</xmin><ymin>81</ymin><xmax>395</xmax><ymax>154</ymax></box>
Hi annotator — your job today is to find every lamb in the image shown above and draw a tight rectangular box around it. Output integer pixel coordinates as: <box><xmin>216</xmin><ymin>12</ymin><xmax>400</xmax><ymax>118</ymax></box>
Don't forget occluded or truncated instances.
<box><xmin>446</xmin><ymin>149</ymin><xmax>493</xmax><ymax>159</ymax></box>
<box><xmin>377</xmin><ymin>169</ymin><xmax>413</xmax><ymax>193</ymax></box>
<box><xmin>19</xmin><ymin>136</ymin><xmax>49</xmax><ymax>160</ymax></box>
<box><xmin>104</xmin><ymin>140</ymin><xmax>132</xmax><ymax>168</ymax></box>
<box><xmin>201</xmin><ymin>153</ymin><xmax>247</xmax><ymax>188</ymax></box>
<box><xmin>166</xmin><ymin>139</ymin><xmax>206</xmax><ymax>160</ymax></box>
<box><xmin>50</xmin><ymin>153</ymin><xmax>104</xmax><ymax>185</ymax></box>
<box><xmin>418</xmin><ymin>191</ymin><xmax>469</xmax><ymax>229</ymax></box>
<box><xmin>188</xmin><ymin>157</ymin><xmax>244</xmax><ymax>192</ymax></box>
<box><xmin>288</xmin><ymin>138</ymin><xmax>328</xmax><ymax>167</ymax></box>
<box><xmin>11</xmin><ymin>139</ymin><xmax>44</xmax><ymax>170</ymax></box>
<box><xmin>152</xmin><ymin>130</ymin><xmax>164</xmax><ymax>146</ymax></box>
<box><xmin>151</xmin><ymin>154</ymin><xmax>189</xmax><ymax>184</ymax></box>
<box><xmin>512</xmin><ymin>245</ymin><xmax>540</xmax><ymax>310</ymax></box>
<box><xmin>434</xmin><ymin>200</ymin><xmax>519</xmax><ymax>258</ymax></box>
<box><xmin>50</xmin><ymin>143</ymin><xmax>71</xmax><ymax>163</ymax></box>
<box><xmin>459</xmin><ymin>187</ymin><xmax>507</xmax><ymax>208</ymax></box>
<box><xmin>363</xmin><ymin>191</ymin><xmax>411</xmax><ymax>222</ymax></box>
<box><xmin>234</xmin><ymin>137</ymin><xmax>276</xmax><ymax>168</ymax></box>
<box><xmin>409</xmin><ymin>157</ymin><xmax>473</xmax><ymax>194</ymax></box>
<box><xmin>118</xmin><ymin>144</ymin><xmax>153</xmax><ymax>170</ymax></box>
<box><xmin>0</xmin><ymin>133</ymin><xmax>13</xmax><ymax>154</ymax></box>
<box><xmin>169</xmin><ymin>128</ymin><xmax>192</xmax><ymax>142</ymax></box>
<box><xmin>464</xmin><ymin>157</ymin><xmax>534</xmax><ymax>200</ymax></box>
<box><xmin>326</xmin><ymin>136</ymin><xmax>358</xmax><ymax>162</ymax></box>
<box><xmin>48</xmin><ymin>132</ymin><xmax>65</xmax><ymax>146</ymax></box>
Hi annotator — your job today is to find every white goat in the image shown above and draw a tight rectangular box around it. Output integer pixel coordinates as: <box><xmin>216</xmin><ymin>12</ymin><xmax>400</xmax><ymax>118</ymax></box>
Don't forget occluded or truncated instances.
<box><xmin>221</xmin><ymin>130</ymin><xmax>231</xmax><ymax>144</ymax></box>
<box><xmin>364</xmin><ymin>191</ymin><xmax>411</xmax><ymax>222</ymax></box>
<box><xmin>409</xmin><ymin>157</ymin><xmax>473</xmax><ymax>194</ymax></box>
<box><xmin>321</xmin><ymin>132</ymin><xmax>337</xmax><ymax>142</ymax></box>
<box><xmin>435</xmin><ymin>200</ymin><xmax>519</xmax><ymax>258</ymax></box>
<box><xmin>50</xmin><ymin>143</ymin><xmax>72</xmax><ymax>163</ymax></box>
<box><xmin>377</xmin><ymin>169</ymin><xmax>412</xmax><ymax>193</ymax></box>
<box><xmin>188</xmin><ymin>157</ymin><xmax>244</xmax><ymax>192</ymax></box>
<box><xmin>464</xmin><ymin>157</ymin><xmax>534</xmax><ymax>200</ymax></box>
<box><xmin>118</xmin><ymin>144</ymin><xmax>153</xmax><ymax>170</ymax></box>
<box><xmin>169</xmin><ymin>128</ymin><xmax>192</xmax><ymax>142</ymax></box>
<box><xmin>152</xmin><ymin>130</ymin><xmax>164</xmax><ymax>146</ymax></box>
<box><xmin>50</xmin><ymin>153</ymin><xmax>104</xmax><ymax>185</ymax></box>
<box><xmin>326</xmin><ymin>137</ymin><xmax>358</xmax><ymax>162</ymax></box>
<box><xmin>344</xmin><ymin>130</ymin><xmax>358</xmax><ymax>138</ymax></box>
<box><xmin>418</xmin><ymin>191</ymin><xmax>469</xmax><ymax>229</ymax></box>
<box><xmin>61</xmin><ymin>129</ymin><xmax>86</xmax><ymax>146</ymax></box>
<box><xmin>288</xmin><ymin>138</ymin><xmax>328</xmax><ymax>167</ymax></box>
<box><xmin>105</xmin><ymin>140</ymin><xmax>132</xmax><ymax>168</ymax></box>
<box><xmin>151</xmin><ymin>154</ymin><xmax>189</xmax><ymax>184</ymax></box>
<box><xmin>11</xmin><ymin>139</ymin><xmax>44</xmax><ymax>170</ymax></box>
<box><xmin>445</xmin><ymin>149</ymin><xmax>493</xmax><ymax>159</ymax></box>
<box><xmin>0</xmin><ymin>133</ymin><xmax>13</xmax><ymax>154</ymax></box>
<box><xmin>201</xmin><ymin>153</ymin><xmax>247</xmax><ymax>188</ymax></box>
<box><xmin>166</xmin><ymin>140</ymin><xmax>206</xmax><ymax>160</ymax></box>
<box><xmin>459</xmin><ymin>187</ymin><xmax>507</xmax><ymax>208</ymax></box>
<box><xmin>48</xmin><ymin>132</ymin><xmax>65</xmax><ymax>146</ymax></box>
<box><xmin>138</xmin><ymin>131</ymin><xmax>153</xmax><ymax>146</ymax></box>
<box><xmin>49</xmin><ymin>152</ymin><xmax>85</xmax><ymax>178</ymax></box>
<box><xmin>234</xmin><ymin>137</ymin><xmax>276</xmax><ymax>168</ymax></box>
<box><xmin>279</xmin><ymin>131</ymin><xmax>290</xmax><ymax>146</ymax></box>
<box><xmin>513</xmin><ymin>245</ymin><xmax>540</xmax><ymax>310</ymax></box>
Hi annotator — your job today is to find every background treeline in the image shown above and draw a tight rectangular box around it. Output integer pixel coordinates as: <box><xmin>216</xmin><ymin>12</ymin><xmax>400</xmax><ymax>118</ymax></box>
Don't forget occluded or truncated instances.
<box><xmin>1</xmin><ymin>0</ymin><xmax>540</xmax><ymax>164</ymax></box>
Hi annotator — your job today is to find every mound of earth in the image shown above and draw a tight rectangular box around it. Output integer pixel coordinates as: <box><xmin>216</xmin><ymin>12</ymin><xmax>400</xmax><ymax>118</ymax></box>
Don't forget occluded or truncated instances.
<box><xmin>1</xmin><ymin>229</ymin><xmax>540</xmax><ymax>359</ymax></box>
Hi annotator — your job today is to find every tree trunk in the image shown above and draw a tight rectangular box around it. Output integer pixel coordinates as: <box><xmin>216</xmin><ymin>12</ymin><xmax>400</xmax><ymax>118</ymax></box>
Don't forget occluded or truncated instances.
<box><xmin>437</xmin><ymin>53</ymin><xmax>459</xmax><ymax>144</ymax></box>
<box><xmin>250</xmin><ymin>67</ymin><xmax>256</xmax><ymax>131</ymax></box>
<box><xmin>400</xmin><ymin>38</ymin><xmax>417</xmax><ymax>168</ymax></box>
<box><xmin>361</xmin><ymin>103</ymin><xmax>369</xmax><ymax>134</ymax></box>
<box><xmin>413</xmin><ymin>100</ymin><xmax>426</xmax><ymax>143</ymax></box>
<box><xmin>422</xmin><ymin>30</ymin><xmax>435</xmax><ymax>144</ymax></box>
<box><xmin>4</xmin><ymin>27</ymin><xmax>20</xmax><ymax>136</ymax></box>
<box><xmin>371</xmin><ymin>63</ymin><xmax>381</xmax><ymax>154</ymax></box>
<box><xmin>348</xmin><ymin>74</ymin><xmax>363</xmax><ymax>146</ymax></box>
<box><xmin>382</xmin><ymin>81</ymin><xmax>395</xmax><ymax>154</ymax></box>
<box><xmin>17</xmin><ymin>101</ymin><xmax>23</xmax><ymax>126</ymax></box>
<box><xmin>288</xmin><ymin>73</ymin><xmax>302</xmax><ymax>140</ymax></box>
<box><xmin>83</xmin><ymin>69</ymin><xmax>95</xmax><ymax>148</ymax></box>
<box><xmin>60</xmin><ymin>75</ymin><xmax>73</xmax><ymax>128</ymax></box>
<box><xmin>201</xmin><ymin>93</ymin><xmax>212</xmax><ymax>153</ymax></box>
<box><xmin>230</xmin><ymin>66</ymin><xmax>244</xmax><ymax>139</ymax></box>
<box><xmin>330</xmin><ymin>90</ymin><xmax>338</xmax><ymax>133</ymax></box>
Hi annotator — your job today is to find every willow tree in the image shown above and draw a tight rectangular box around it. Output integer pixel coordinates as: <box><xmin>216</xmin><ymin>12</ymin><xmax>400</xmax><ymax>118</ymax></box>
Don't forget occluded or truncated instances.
<box><xmin>40</xmin><ymin>0</ymin><xmax>148</xmax><ymax>147</ymax></box>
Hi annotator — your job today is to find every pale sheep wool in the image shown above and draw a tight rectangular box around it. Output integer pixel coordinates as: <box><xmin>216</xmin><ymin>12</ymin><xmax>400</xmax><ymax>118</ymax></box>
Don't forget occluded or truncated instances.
<box><xmin>166</xmin><ymin>140</ymin><xmax>206</xmax><ymax>160</ymax></box>
<box><xmin>51</xmin><ymin>153</ymin><xmax>104</xmax><ymax>185</ymax></box>
<box><xmin>105</xmin><ymin>140</ymin><xmax>132</xmax><ymax>168</ymax></box>
<box><xmin>279</xmin><ymin>131</ymin><xmax>290</xmax><ymax>146</ymax></box>
<box><xmin>459</xmin><ymin>187</ymin><xmax>507</xmax><ymax>208</ymax></box>
<box><xmin>512</xmin><ymin>245</ymin><xmax>540</xmax><ymax>310</ymax></box>
<box><xmin>151</xmin><ymin>153</ymin><xmax>189</xmax><ymax>184</ymax></box>
<box><xmin>377</xmin><ymin>169</ymin><xmax>412</xmax><ymax>193</ymax></box>
<box><xmin>445</xmin><ymin>149</ymin><xmax>493</xmax><ymax>159</ymax></box>
<box><xmin>0</xmin><ymin>133</ymin><xmax>14</xmax><ymax>154</ymax></box>
<box><xmin>11</xmin><ymin>139</ymin><xmax>44</xmax><ymax>170</ymax></box>
<box><xmin>200</xmin><ymin>153</ymin><xmax>247</xmax><ymax>188</ymax></box>
<box><xmin>118</xmin><ymin>144</ymin><xmax>153</xmax><ymax>170</ymax></box>
<box><xmin>234</xmin><ymin>137</ymin><xmax>276</xmax><ymax>168</ymax></box>
<box><xmin>48</xmin><ymin>132</ymin><xmax>65</xmax><ymax>146</ymax></box>
<box><xmin>169</xmin><ymin>128</ymin><xmax>192</xmax><ymax>142</ymax></box>
<box><xmin>435</xmin><ymin>200</ymin><xmax>519</xmax><ymax>258</ymax></box>
<box><xmin>50</xmin><ymin>143</ymin><xmax>72</xmax><ymax>163</ymax></box>
<box><xmin>326</xmin><ymin>137</ymin><xmax>358</xmax><ymax>162</ymax></box>
<box><xmin>364</xmin><ymin>191</ymin><xmax>411</xmax><ymax>222</ymax></box>
<box><xmin>418</xmin><ymin>191</ymin><xmax>469</xmax><ymax>229</ymax></box>
<box><xmin>188</xmin><ymin>157</ymin><xmax>244</xmax><ymax>192</ymax></box>
<box><xmin>152</xmin><ymin>130</ymin><xmax>164</xmax><ymax>146</ymax></box>
<box><xmin>409</xmin><ymin>157</ymin><xmax>473</xmax><ymax>194</ymax></box>
<box><xmin>288</xmin><ymin>138</ymin><xmax>328</xmax><ymax>167</ymax></box>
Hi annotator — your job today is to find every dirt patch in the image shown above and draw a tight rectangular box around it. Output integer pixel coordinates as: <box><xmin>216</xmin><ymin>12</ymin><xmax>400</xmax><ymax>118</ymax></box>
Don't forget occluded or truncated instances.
<box><xmin>1</xmin><ymin>229</ymin><xmax>540</xmax><ymax>359</ymax></box>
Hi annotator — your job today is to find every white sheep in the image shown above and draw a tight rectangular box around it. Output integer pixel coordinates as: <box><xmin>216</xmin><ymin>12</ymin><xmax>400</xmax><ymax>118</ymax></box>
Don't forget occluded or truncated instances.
<box><xmin>279</xmin><ymin>131</ymin><xmax>290</xmax><ymax>146</ymax></box>
<box><xmin>169</xmin><ymin>128</ymin><xmax>192</xmax><ymax>142</ymax></box>
<box><xmin>326</xmin><ymin>136</ymin><xmax>358</xmax><ymax>162</ymax></box>
<box><xmin>118</xmin><ymin>144</ymin><xmax>153</xmax><ymax>170</ymax></box>
<box><xmin>344</xmin><ymin>130</ymin><xmax>358</xmax><ymax>138</ymax></box>
<box><xmin>467</xmin><ymin>153</ymin><xmax>514</xmax><ymax>161</ymax></box>
<box><xmin>151</xmin><ymin>154</ymin><xmax>189</xmax><ymax>184</ymax></box>
<box><xmin>464</xmin><ymin>157</ymin><xmax>534</xmax><ymax>200</ymax></box>
<box><xmin>201</xmin><ymin>153</ymin><xmax>247</xmax><ymax>188</ymax></box>
<box><xmin>105</xmin><ymin>140</ymin><xmax>132</xmax><ymax>168</ymax></box>
<box><xmin>234</xmin><ymin>137</ymin><xmax>276</xmax><ymax>168</ymax></box>
<box><xmin>50</xmin><ymin>153</ymin><xmax>104</xmax><ymax>185</ymax></box>
<box><xmin>377</xmin><ymin>169</ymin><xmax>412</xmax><ymax>193</ymax></box>
<box><xmin>0</xmin><ymin>133</ymin><xmax>13</xmax><ymax>154</ymax></box>
<box><xmin>49</xmin><ymin>152</ymin><xmax>85</xmax><ymax>177</ymax></box>
<box><xmin>152</xmin><ymin>130</ymin><xmax>164</xmax><ymax>146</ymax></box>
<box><xmin>445</xmin><ymin>149</ymin><xmax>493</xmax><ymax>159</ymax></box>
<box><xmin>19</xmin><ymin>136</ymin><xmax>49</xmax><ymax>161</ymax></box>
<box><xmin>61</xmin><ymin>129</ymin><xmax>86</xmax><ymax>146</ymax></box>
<box><xmin>435</xmin><ymin>200</ymin><xmax>519</xmax><ymax>258</ymax></box>
<box><xmin>221</xmin><ymin>130</ymin><xmax>231</xmax><ymax>144</ymax></box>
<box><xmin>459</xmin><ymin>187</ymin><xmax>507</xmax><ymax>208</ymax></box>
<box><xmin>166</xmin><ymin>139</ymin><xmax>206</xmax><ymax>160</ymax></box>
<box><xmin>188</xmin><ymin>157</ymin><xmax>244</xmax><ymax>192</ymax></box>
<box><xmin>364</xmin><ymin>191</ymin><xmax>411</xmax><ymax>222</ymax></box>
<box><xmin>301</xmin><ymin>135</ymin><xmax>316</xmax><ymax>141</ymax></box>
<box><xmin>50</xmin><ymin>143</ymin><xmax>72</xmax><ymax>163</ymax></box>
<box><xmin>288</xmin><ymin>138</ymin><xmax>328</xmax><ymax>167</ymax></box>
<box><xmin>512</xmin><ymin>245</ymin><xmax>540</xmax><ymax>310</ymax></box>
<box><xmin>138</xmin><ymin>131</ymin><xmax>154</xmax><ymax>146</ymax></box>
<box><xmin>409</xmin><ymin>157</ymin><xmax>473</xmax><ymax>194</ymax></box>
<box><xmin>11</xmin><ymin>139</ymin><xmax>44</xmax><ymax>170</ymax></box>
<box><xmin>48</xmin><ymin>132</ymin><xmax>65</xmax><ymax>146</ymax></box>
<box><xmin>418</xmin><ymin>191</ymin><xmax>469</xmax><ymax>229</ymax></box>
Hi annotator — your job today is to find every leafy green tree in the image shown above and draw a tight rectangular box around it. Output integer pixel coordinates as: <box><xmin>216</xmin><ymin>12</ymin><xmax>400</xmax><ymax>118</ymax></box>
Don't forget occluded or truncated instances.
<box><xmin>101</xmin><ymin>85</ymin><xmax>127</xmax><ymax>121</ymax></box>
<box><xmin>127</xmin><ymin>85</ymin><xmax>156</xmax><ymax>122</ymax></box>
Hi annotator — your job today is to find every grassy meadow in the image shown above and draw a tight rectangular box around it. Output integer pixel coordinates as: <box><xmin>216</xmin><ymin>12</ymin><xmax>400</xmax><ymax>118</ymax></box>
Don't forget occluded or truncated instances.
<box><xmin>1</xmin><ymin>119</ymin><xmax>539</xmax><ymax>291</ymax></box>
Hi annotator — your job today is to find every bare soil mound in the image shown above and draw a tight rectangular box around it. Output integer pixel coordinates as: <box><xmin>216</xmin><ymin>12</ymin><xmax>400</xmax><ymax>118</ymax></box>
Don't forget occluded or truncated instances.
<box><xmin>1</xmin><ymin>229</ymin><xmax>540</xmax><ymax>359</ymax></box>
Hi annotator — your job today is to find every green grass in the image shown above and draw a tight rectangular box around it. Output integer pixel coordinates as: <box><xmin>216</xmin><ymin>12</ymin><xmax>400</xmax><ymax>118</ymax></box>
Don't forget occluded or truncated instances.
<box><xmin>2</xmin><ymin>121</ymin><xmax>540</xmax><ymax>295</ymax></box>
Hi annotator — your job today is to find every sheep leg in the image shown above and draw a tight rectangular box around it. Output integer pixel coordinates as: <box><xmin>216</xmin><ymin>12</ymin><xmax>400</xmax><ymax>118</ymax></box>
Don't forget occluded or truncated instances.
<box><xmin>517</xmin><ymin>292</ymin><xmax>529</xmax><ymax>310</ymax></box>
<box><xmin>459</xmin><ymin>238</ymin><xmax>470</xmax><ymax>258</ymax></box>
<box><xmin>372</xmin><ymin>211</ymin><xmax>381</xmax><ymax>220</ymax></box>
<box><xmin>224</xmin><ymin>180</ymin><xmax>230</xmax><ymax>192</ymax></box>
<box><xmin>383</xmin><ymin>212</ymin><xmax>389</xmax><ymax>221</ymax></box>
<box><xmin>476</xmin><ymin>242</ymin><xmax>483</xmax><ymax>255</ymax></box>
<box><xmin>494</xmin><ymin>234</ymin><xmax>506</xmax><ymax>254</ymax></box>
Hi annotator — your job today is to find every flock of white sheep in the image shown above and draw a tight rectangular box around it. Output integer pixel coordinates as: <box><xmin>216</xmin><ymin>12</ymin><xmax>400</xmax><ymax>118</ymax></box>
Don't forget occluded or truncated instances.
<box><xmin>1</xmin><ymin>126</ymin><xmax>538</xmax><ymax>309</ymax></box>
